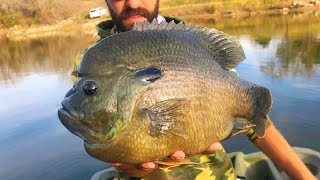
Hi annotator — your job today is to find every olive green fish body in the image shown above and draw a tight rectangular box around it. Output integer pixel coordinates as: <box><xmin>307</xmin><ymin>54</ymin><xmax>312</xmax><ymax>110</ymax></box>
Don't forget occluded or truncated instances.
<box><xmin>58</xmin><ymin>20</ymin><xmax>272</xmax><ymax>165</ymax></box>
<box><xmin>85</xmin><ymin>71</ymin><xmax>258</xmax><ymax>164</ymax></box>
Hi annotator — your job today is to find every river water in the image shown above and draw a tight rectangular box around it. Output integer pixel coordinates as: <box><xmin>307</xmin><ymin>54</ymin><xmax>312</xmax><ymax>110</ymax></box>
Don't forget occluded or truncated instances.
<box><xmin>0</xmin><ymin>15</ymin><xmax>319</xmax><ymax>180</ymax></box>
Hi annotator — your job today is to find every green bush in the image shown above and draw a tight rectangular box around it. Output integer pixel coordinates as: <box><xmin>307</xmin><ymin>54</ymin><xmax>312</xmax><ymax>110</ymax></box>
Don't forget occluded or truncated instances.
<box><xmin>0</xmin><ymin>12</ymin><xmax>18</xmax><ymax>28</ymax></box>
<box><xmin>32</xmin><ymin>11</ymin><xmax>41</xmax><ymax>24</ymax></box>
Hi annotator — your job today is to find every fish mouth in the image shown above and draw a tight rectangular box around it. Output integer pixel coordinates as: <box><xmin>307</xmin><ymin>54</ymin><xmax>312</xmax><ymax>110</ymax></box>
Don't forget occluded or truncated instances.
<box><xmin>58</xmin><ymin>99</ymin><xmax>100</xmax><ymax>144</ymax></box>
<box><xmin>58</xmin><ymin>99</ymin><xmax>126</xmax><ymax>145</ymax></box>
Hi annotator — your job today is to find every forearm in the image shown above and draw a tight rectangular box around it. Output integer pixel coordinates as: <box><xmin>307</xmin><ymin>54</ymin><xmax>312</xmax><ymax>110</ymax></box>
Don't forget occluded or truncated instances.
<box><xmin>254</xmin><ymin>123</ymin><xmax>315</xmax><ymax>180</ymax></box>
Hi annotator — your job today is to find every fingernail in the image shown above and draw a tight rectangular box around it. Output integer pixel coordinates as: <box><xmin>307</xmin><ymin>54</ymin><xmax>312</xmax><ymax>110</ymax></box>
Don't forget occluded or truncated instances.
<box><xmin>206</xmin><ymin>143</ymin><xmax>222</xmax><ymax>152</ymax></box>
<box><xmin>171</xmin><ymin>151</ymin><xmax>185</xmax><ymax>160</ymax></box>
<box><xmin>112</xmin><ymin>163</ymin><xmax>122</xmax><ymax>167</ymax></box>
<box><xmin>140</xmin><ymin>162</ymin><xmax>156</xmax><ymax>170</ymax></box>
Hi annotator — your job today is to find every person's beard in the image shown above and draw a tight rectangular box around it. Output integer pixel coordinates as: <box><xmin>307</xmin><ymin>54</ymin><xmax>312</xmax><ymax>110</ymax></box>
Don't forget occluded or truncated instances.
<box><xmin>106</xmin><ymin>1</ymin><xmax>159</xmax><ymax>32</ymax></box>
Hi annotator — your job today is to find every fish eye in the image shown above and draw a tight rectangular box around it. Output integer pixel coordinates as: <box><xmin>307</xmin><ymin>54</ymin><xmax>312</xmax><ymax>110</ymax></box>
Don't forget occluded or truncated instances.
<box><xmin>82</xmin><ymin>80</ymin><xmax>98</xmax><ymax>95</ymax></box>
<box><xmin>134</xmin><ymin>67</ymin><xmax>161</xmax><ymax>83</ymax></box>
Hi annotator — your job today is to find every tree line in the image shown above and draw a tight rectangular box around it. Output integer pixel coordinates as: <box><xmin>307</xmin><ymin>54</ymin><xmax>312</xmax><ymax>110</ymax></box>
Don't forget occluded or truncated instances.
<box><xmin>0</xmin><ymin>0</ymin><xmax>311</xmax><ymax>28</ymax></box>
<box><xmin>0</xmin><ymin>0</ymin><xmax>81</xmax><ymax>28</ymax></box>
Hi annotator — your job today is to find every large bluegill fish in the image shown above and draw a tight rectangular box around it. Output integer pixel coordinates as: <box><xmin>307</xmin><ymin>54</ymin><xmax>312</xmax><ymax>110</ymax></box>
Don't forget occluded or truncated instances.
<box><xmin>58</xmin><ymin>20</ymin><xmax>272</xmax><ymax>165</ymax></box>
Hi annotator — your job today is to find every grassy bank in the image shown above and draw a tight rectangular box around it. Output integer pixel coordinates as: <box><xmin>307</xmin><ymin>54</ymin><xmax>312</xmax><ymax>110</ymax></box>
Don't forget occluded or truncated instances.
<box><xmin>0</xmin><ymin>0</ymin><xmax>105</xmax><ymax>28</ymax></box>
<box><xmin>0</xmin><ymin>0</ymin><xmax>319</xmax><ymax>28</ymax></box>
<box><xmin>160</xmin><ymin>0</ymin><xmax>320</xmax><ymax>20</ymax></box>
<box><xmin>0</xmin><ymin>0</ymin><xmax>319</xmax><ymax>40</ymax></box>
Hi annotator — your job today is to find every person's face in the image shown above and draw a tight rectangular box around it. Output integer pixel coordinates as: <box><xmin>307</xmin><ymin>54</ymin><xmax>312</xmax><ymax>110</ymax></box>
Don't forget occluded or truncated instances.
<box><xmin>106</xmin><ymin>0</ymin><xmax>159</xmax><ymax>32</ymax></box>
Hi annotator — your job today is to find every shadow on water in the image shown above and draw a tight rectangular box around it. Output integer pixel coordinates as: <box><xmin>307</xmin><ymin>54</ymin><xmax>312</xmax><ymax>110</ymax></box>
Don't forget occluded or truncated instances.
<box><xmin>0</xmin><ymin>14</ymin><xmax>319</xmax><ymax>179</ymax></box>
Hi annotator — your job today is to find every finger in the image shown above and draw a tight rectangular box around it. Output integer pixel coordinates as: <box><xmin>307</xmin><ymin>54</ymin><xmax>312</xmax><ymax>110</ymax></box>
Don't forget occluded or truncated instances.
<box><xmin>112</xmin><ymin>163</ymin><xmax>122</xmax><ymax>167</ymax></box>
<box><xmin>206</xmin><ymin>142</ymin><xmax>222</xmax><ymax>152</ymax></box>
<box><xmin>139</xmin><ymin>162</ymin><xmax>156</xmax><ymax>170</ymax></box>
<box><xmin>170</xmin><ymin>150</ymin><xmax>185</xmax><ymax>160</ymax></box>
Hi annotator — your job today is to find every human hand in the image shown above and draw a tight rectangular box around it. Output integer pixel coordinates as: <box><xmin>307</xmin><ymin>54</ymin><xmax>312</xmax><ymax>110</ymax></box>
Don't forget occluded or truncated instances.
<box><xmin>111</xmin><ymin>151</ymin><xmax>185</xmax><ymax>177</ymax></box>
<box><xmin>112</xmin><ymin>142</ymin><xmax>223</xmax><ymax>177</ymax></box>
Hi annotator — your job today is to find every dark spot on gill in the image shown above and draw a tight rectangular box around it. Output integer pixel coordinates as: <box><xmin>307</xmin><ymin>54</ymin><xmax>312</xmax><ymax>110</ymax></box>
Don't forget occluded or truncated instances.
<box><xmin>134</xmin><ymin>67</ymin><xmax>162</xmax><ymax>83</ymax></box>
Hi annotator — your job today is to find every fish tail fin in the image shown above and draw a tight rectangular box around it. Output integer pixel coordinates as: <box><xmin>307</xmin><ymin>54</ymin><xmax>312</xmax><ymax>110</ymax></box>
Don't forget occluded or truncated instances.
<box><xmin>249</xmin><ymin>86</ymin><xmax>272</xmax><ymax>137</ymax></box>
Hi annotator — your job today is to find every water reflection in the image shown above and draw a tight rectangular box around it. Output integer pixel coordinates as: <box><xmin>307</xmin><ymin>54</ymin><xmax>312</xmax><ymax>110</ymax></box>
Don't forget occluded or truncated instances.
<box><xmin>0</xmin><ymin>34</ymin><xmax>103</xmax><ymax>180</ymax></box>
<box><xmin>258</xmin><ymin>33</ymin><xmax>320</xmax><ymax>77</ymax></box>
<box><xmin>186</xmin><ymin>14</ymin><xmax>320</xmax><ymax>77</ymax></box>
<box><xmin>0</xmin><ymin>34</ymin><xmax>97</xmax><ymax>84</ymax></box>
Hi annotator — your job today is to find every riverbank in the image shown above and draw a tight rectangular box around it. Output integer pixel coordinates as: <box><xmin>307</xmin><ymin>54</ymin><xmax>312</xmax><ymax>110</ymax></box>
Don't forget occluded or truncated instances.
<box><xmin>161</xmin><ymin>0</ymin><xmax>320</xmax><ymax>22</ymax></box>
<box><xmin>1</xmin><ymin>0</ymin><xmax>319</xmax><ymax>41</ymax></box>
<box><xmin>0</xmin><ymin>18</ymin><xmax>103</xmax><ymax>41</ymax></box>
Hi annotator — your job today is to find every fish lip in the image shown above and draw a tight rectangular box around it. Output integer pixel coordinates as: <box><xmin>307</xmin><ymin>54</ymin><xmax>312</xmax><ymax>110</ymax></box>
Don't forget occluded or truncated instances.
<box><xmin>61</xmin><ymin>99</ymin><xmax>84</xmax><ymax>120</ymax></box>
<box><xmin>84</xmin><ymin>141</ymin><xmax>98</xmax><ymax>147</ymax></box>
<box><xmin>58</xmin><ymin>108</ymin><xmax>98</xmax><ymax>144</ymax></box>
<box><xmin>58</xmin><ymin>99</ymin><xmax>126</xmax><ymax>145</ymax></box>
<box><xmin>58</xmin><ymin>107</ymin><xmax>78</xmax><ymax>124</ymax></box>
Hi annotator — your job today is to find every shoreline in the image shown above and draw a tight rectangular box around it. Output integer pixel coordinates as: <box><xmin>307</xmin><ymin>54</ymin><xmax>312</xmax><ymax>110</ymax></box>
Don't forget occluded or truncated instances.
<box><xmin>1</xmin><ymin>2</ymin><xmax>319</xmax><ymax>41</ymax></box>
<box><xmin>0</xmin><ymin>18</ymin><xmax>103</xmax><ymax>41</ymax></box>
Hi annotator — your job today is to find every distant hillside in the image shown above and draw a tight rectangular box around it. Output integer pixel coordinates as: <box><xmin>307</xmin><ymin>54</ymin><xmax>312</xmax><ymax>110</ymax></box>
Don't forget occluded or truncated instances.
<box><xmin>0</xmin><ymin>0</ymin><xmax>319</xmax><ymax>28</ymax></box>
<box><xmin>0</xmin><ymin>0</ymin><xmax>105</xmax><ymax>28</ymax></box>
<box><xmin>159</xmin><ymin>0</ymin><xmax>320</xmax><ymax>22</ymax></box>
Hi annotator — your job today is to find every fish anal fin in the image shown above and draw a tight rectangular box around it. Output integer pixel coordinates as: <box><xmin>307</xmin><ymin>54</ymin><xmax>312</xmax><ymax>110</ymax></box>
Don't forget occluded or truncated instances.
<box><xmin>228</xmin><ymin>117</ymin><xmax>255</xmax><ymax>138</ymax></box>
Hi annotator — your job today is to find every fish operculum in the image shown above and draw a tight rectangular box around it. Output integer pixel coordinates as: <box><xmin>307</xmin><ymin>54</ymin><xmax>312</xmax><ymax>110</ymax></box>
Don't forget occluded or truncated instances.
<box><xmin>85</xmin><ymin>109</ymin><xmax>128</xmax><ymax>143</ymax></box>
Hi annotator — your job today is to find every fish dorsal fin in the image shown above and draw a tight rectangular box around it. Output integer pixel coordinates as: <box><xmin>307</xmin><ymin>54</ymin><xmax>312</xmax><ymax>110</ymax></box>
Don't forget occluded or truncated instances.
<box><xmin>132</xmin><ymin>20</ymin><xmax>246</xmax><ymax>70</ymax></box>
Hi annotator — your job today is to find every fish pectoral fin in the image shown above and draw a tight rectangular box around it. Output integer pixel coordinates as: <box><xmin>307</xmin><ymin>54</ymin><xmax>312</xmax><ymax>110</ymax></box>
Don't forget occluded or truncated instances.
<box><xmin>144</xmin><ymin>98</ymin><xmax>190</xmax><ymax>139</ymax></box>
<box><xmin>155</xmin><ymin>158</ymin><xmax>198</xmax><ymax>167</ymax></box>
<box><xmin>228</xmin><ymin>117</ymin><xmax>256</xmax><ymax>138</ymax></box>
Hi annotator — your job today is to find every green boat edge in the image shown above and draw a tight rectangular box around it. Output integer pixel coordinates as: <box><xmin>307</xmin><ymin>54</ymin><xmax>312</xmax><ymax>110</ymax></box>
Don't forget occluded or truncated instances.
<box><xmin>91</xmin><ymin>147</ymin><xmax>320</xmax><ymax>180</ymax></box>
